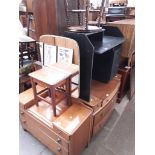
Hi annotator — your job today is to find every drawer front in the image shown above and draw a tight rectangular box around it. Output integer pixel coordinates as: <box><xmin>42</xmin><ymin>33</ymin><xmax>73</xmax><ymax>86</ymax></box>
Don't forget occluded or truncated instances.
<box><xmin>102</xmin><ymin>86</ymin><xmax>119</xmax><ymax>107</ymax></box>
<box><xmin>19</xmin><ymin>109</ymin><xmax>27</xmax><ymax>129</ymax></box>
<box><xmin>94</xmin><ymin>93</ymin><xmax>117</xmax><ymax>126</ymax></box>
<box><xmin>93</xmin><ymin>102</ymin><xmax>102</xmax><ymax>113</ymax></box>
<box><xmin>20</xmin><ymin>110</ymin><xmax>69</xmax><ymax>151</ymax></box>
<box><xmin>27</xmin><ymin>122</ymin><xmax>69</xmax><ymax>155</ymax></box>
<box><xmin>93</xmin><ymin>108</ymin><xmax>113</xmax><ymax>136</ymax></box>
<box><xmin>52</xmin><ymin>125</ymin><xmax>70</xmax><ymax>141</ymax></box>
<box><xmin>27</xmin><ymin>111</ymin><xmax>69</xmax><ymax>150</ymax></box>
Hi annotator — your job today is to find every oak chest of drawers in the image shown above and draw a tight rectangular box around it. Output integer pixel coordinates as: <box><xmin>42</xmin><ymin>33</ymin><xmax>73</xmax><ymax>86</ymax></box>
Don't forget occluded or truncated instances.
<box><xmin>19</xmin><ymin>89</ymin><xmax>92</xmax><ymax>155</ymax></box>
<box><xmin>19</xmin><ymin>74</ymin><xmax>121</xmax><ymax>154</ymax></box>
<box><xmin>78</xmin><ymin>74</ymin><xmax>121</xmax><ymax>137</ymax></box>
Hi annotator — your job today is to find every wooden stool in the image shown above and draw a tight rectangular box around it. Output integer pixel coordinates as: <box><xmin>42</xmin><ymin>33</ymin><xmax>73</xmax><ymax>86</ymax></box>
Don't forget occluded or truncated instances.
<box><xmin>29</xmin><ymin>66</ymin><xmax>74</xmax><ymax>116</ymax></box>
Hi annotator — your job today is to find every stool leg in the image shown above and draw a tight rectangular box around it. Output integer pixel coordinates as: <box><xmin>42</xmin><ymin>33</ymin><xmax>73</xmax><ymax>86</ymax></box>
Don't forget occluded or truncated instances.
<box><xmin>66</xmin><ymin>78</ymin><xmax>71</xmax><ymax>106</ymax></box>
<box><xmin>30</xmin><ymin>77</ymin><xmax>39</xmax><ymax>106</ymax></box>
<box><xmin>49</xmin><ymin>87</ymin><xmax>56</xmax><ymax>116</ymax></box>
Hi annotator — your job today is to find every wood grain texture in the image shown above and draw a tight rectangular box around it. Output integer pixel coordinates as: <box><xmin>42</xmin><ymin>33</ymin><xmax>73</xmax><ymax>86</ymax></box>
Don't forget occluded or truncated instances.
<box><xmin>32</xmin><ymin>0</ymin><xmax>57</xmax><ymax>40</ymax></box>
<box><xmin>31</xmin><ymin>0</ymin><xmax>79</xmax><ymax>40</ymax></box>
<box><xmin>39</xmin><ymin>35</ymin><xmax>80</xmax><ymax>65</ymax></box>
<box><xmin>107</xmin><ymin>19</ymin><xmax>135</xmax><ymax>58</ymax></box>
<box><xmin>20</xmin><ymin>97</ymin><xmax>93</xmax><ymax>155</ymax></box>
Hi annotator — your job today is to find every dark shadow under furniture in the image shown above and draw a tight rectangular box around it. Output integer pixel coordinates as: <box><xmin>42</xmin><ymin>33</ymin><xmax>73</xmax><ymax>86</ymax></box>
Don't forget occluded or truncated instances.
<box><xmin>64</xmin><ymin>26</ymin><xmax>124</xmax><ymax>102</ymax></box>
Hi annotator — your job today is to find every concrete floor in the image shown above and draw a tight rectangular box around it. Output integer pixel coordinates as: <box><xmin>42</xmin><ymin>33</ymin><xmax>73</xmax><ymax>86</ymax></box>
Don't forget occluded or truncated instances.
<box><xmin>19</xmin><ymin>95</ymin><xmax>135</xmax><ymax>155</ymax></box>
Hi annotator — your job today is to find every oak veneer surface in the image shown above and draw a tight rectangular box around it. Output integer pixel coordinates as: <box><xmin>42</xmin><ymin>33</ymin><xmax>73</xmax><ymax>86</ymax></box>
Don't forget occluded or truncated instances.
<box><xmin>82</xmin><ymin>74</ymin><xmax>121</xmax><ymax>107</ymax></box>
<box><xmin>28</xmin><ymin>99</ymin><xmax>69</xmax><ymax>124</ymax></box>
<box><xmin>107</xmin><ymin>19</ymin><xmax>135</xmax><ymax>58</ymax></box>
<box><xmin>91</xmin><ymin>74</ymin><xmax>121</xmax><ymax>101</ymax></box>
<box><xmin>71</xmin><ymin>74</ymin><xmax>121</xmax><ymax>115</ymax></box>
<box><xmin>29</xmin><ymin>67</ymin><xmax>69</xmax><ymax>86</ymax></box>
<box><xmin>26</xmin><ymin>98</ymin><xmax>92</xmax><ymax>134</ymax></box>
<box><xmin>20</xmin><ymin>97</ymin><xmax>92</xmax><ymax>155</ymax></box>
<box><xmin>19</xmin><ymin>85</ymin><xmax>45</xmax><ymax>109</ymax></box>
<box><xmin>53</xmin><ymin>101</ymin><xmax>92</xmax><ymax>135</ymax></box>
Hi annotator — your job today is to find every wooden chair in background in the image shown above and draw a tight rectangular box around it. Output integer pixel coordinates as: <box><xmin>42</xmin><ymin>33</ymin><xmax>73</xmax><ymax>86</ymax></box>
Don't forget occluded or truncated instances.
<box><xmin>64</xmin><ymin>0</ymin><xmax>106</xmax><ymax>32</ymax></box>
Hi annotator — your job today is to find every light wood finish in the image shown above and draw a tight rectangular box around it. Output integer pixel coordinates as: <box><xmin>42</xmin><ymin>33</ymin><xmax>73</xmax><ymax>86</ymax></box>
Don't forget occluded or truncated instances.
<box><xmin>29</xmin><ymin>35</ymin><xmax>80</xmax><ymax>116</ymax></box>
<box><xmin>20</xmin><ymin>110</ymin><xmax>69</xmax><ymax>155</ymax></box>
<box><xmin>93</xmin><ymin>93</ymin><xmax>117</xmax><ymax>127</ymax></box>
<box><xmin>92</xmin><ymin>106</ymin><xmax>113</xmax><ymax>136</ymax></box>
<box><xmin>29</xmin><ymin>67</ymin><xmax>70</xmax><ymax>86</ymax></box>
<box><xmin>19</xmin><ymin>85</ymin><xmax>45</xmax><ymax>109</ymax></box>
<box><xmin>77</xmin><ymin>74</ymin><xmax>121</xmax><ymax>137</ymax></box>
<box><xmin>29</xmin><ymin>66</ymin><xmax>72</xmax><ymax>116</ymax></box>
<box><xmin>19</xmin><ymin>95</ymin><xmax>92</xmax><ymax>155</ymax></box>
<box><xmin>48</xmin><ymin>63</ymin><xmax>79</xmax><ymax>76</ymax></box>
<box><xmin>39</xmin><ymin>35</ymin><xmax>80</xmax><ymax>65</ymax></box>
<box><xmin>19</xmin><ymin>73</ymin><xmax>121</xmax><ymax>153</ymax></box>
<box><xmin>53</xmin><ymin>98</ymin><xmax>92</xmax><ymax>135</ymax></box>
<box><xmin>107</xmin><ymin>19</ymin><xmax>135</xmax><ymax>58</ymax></box>
<box><xmin>79</xmin><ymin>74</ymin><xmax>121</xmax><ymax>113</ymax></box>
<box><xmin>39</xmin><ymin>35</ymin><xmax>80</xmax><ymax>96</ymax></box>
<box><xmin>91</xmin><ymin>92</ymin><xmax>118</xmax><ymax>136</ymax></box>
<box><xmin>48</xmin><ymin>62</ymin><xmax>79</xmax><ymax>93</ymax></box>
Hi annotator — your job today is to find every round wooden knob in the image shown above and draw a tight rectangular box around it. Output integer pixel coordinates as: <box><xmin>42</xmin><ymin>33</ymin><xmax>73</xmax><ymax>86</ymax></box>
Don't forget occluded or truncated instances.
<box><xmin>20</xmin><ymin>112</ymin><xmax>24</xmax><ymax>115</ymax></box>
<box><xmin>57</xmin><ymin>147</ymin><xmax>61</xmax><ymax>152</ymax></box>
<box><xmin>56</xmin><ymin>138</ymin><xmax>61</xmax><ymax>143</ymax></box>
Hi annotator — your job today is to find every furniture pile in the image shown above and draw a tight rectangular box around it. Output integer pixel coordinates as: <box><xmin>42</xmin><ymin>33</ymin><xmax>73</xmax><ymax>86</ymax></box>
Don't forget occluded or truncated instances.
<box><xmin>19</xmin><ymin>34</ymin><xmax>123</xmax><ymax>155</ymax></box>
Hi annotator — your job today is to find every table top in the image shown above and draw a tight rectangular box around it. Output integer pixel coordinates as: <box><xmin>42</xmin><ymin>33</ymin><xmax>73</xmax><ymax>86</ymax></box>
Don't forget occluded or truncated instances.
<box><xmin>29</xmin><ymin>63</ymin><xmax>79</xmax><ymax>86</ymax></box>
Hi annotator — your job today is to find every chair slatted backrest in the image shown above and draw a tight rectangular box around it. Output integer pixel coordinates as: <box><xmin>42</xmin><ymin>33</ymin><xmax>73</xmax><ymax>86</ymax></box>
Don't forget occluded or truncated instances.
<box><xmin>39</xmin><ymin>35</ymin><xmax>80</xmax><ymax>65</ymax></box>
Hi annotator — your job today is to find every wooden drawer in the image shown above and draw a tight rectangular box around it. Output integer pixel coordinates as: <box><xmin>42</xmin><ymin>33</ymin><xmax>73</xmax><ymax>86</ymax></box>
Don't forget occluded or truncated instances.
<box><xmin>94</xmin><ymin>93</ymin><xmax>117</xmax><ymax>126</ymax></box>
<box><xmin>93</xmin><ymin>108</ymin><xmax>113</xmax><ymax>136</ymax></box>
<box><xmin>20</xmin><ymin>110</ymin><xmax>69</xmax><ymax>151</ymax></box>
<box><xmin>101</xmin><ymin>86</ymin><xmax>119</xmax><ymax>107</ymax></box>
<box><xmin>52</xmin><ymin>125</ymin><xmax>70</xmax><ymax>141</ymax></box>
<box><xmin>91</xmin><ymin>101</ymin><xmax>102</xmax><ymax>113</ymax></box>
<box><xmin>27</xmin><ymin>123</ymin><xmax>69</xmax><ymax>155</ymax></box>
<box><xmin>19</xmin><ymin>110</ymin><xmax>27</xmax><ymax>129</ymax></box>
<box><xmin>77</xmin><ymin>97</ymin><xmax>102</xmax><ymax>113</ymax></box>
